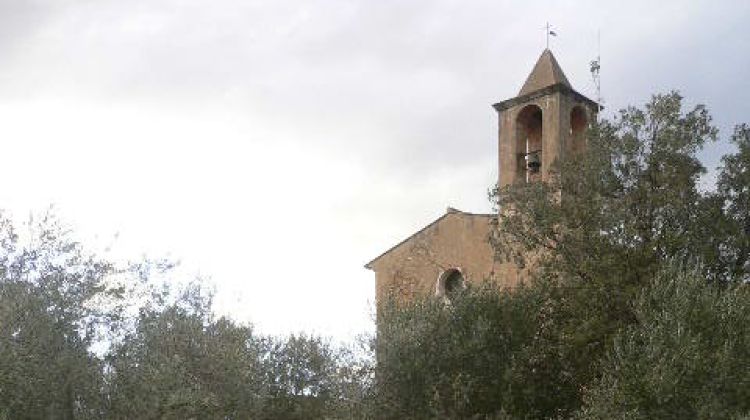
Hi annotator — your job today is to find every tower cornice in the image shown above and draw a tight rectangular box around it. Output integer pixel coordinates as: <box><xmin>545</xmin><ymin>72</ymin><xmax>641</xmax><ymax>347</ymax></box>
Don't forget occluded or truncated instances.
<box><xmin>492</xmin><ymin>83</ymin><xmax>599</xmax><ymax>112</ymax></box>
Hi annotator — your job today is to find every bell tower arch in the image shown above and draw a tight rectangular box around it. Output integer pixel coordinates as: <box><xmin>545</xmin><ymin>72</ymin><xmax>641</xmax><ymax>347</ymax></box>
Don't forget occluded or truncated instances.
<box><xmin>493</xmin><ymin>49</ymin><xmax>598</xmax><ymax>189</ymax></box>
<box><xmin>515</xmin><ymin>104</ymin><xmax>544</xmax><ymax>183</ymax></box>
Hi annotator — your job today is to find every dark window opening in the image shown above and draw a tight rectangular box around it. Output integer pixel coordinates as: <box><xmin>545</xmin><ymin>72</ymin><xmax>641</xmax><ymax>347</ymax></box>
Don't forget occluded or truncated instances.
<box><xmin>444</xmin><ymin>270</ymin><xmax>464</xmax><ymax>295</ymax></box>
<box><xmin>516</xmin><ymin>104</ymin><xmax>544</xmax><ymax>183</ymax></box>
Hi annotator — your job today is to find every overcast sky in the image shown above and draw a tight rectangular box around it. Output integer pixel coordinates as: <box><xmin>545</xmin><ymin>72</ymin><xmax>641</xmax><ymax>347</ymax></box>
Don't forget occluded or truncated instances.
<box><xmin>0</xmin><ymin>0</ymin><xmax>748</xmax><ymax>340</ymax></box>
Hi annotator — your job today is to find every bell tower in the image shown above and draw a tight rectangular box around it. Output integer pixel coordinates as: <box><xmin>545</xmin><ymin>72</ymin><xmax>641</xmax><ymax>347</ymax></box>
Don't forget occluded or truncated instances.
<box><xmin>493</xmin><ymin>49</ymin><xmax>598</xmax><ymax>188</ymax></box>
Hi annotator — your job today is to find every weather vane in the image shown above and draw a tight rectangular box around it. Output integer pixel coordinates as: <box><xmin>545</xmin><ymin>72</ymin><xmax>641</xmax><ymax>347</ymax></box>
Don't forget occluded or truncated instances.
<box><xmin>545</xmin><ymin>22</ymin><xmax>557</xmax><ymax>49</ymax></box>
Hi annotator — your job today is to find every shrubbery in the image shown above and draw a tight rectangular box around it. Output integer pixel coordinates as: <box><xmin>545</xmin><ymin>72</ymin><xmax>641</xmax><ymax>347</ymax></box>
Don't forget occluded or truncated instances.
<box><xmin>372</xmin><ymin>92</ymin><xmax>750</xmax><ymax>419</ymax></box>
<box><xmin>0</xmin><ymin>212</ymin><xmax>372</xmax><ymax>420</ymax></box>
<box><xmin>375</xmin><ymin>263</ymin><xmax>750</xmax><ymax>419</ymax></box>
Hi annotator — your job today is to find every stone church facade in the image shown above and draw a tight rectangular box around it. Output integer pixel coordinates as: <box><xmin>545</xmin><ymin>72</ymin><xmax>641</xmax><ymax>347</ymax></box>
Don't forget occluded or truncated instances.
<box><xmin>366</xmin><ymin>49</ymin><xmax>598</xmax><ymax>303</ymax></box>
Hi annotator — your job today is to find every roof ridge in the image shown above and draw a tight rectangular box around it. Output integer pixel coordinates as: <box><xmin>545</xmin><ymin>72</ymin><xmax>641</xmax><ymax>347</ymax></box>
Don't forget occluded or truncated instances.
<box><xmin>364</xmin><ymin>208</ymin><xmax>496</xmax><ymax>270</ymax></box>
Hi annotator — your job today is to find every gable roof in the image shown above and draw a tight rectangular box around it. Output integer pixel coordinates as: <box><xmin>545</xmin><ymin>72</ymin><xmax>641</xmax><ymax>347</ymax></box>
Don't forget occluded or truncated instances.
<box><xmin>518</xmin><ymin>49</ymin><xmax>571</xmax><ymax>96</ymax></box>
<box><xmin>364</xmin><ymin>207</ymin><xmax>494</xmax><ymax>270</ymax></box>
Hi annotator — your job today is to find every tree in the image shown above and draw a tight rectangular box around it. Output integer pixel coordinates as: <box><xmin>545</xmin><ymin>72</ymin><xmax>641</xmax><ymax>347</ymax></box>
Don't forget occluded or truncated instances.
<box><xmin>370</xmin><ymin>92</ymin><xmax>750</xmax><ymax>419</ymax></box>
<box><xmin>716</xmin><ymin>124</ymin><xmax>750</xmax><ymax>281</ymax></box>
<box><xmin>262</xmin><ymin>333</ymin><xmax>370</xmax><ymax>419</ymax></box>
<box><xmin>485</xmin><ymin>92</ymin><xmax>732</xmax><ymax>414</ymax></box>
<box><xmin>0</xmin><ymin>208</ymin><xmax>376</xmax><ymax>419</ymax></box>
<box><xmin>492</xmin><ymin>91</ymin><xmax>723</xmax><ymax>284</ymax></box>
<box><xmin>0</xmin><ymin>211</ymin><xmax>121</xmax><ymax>420</ymax></box>
<box><xmin>106</xmin><ymin>282</ymin><xmax>372</xmax><ymax>420</ymax></box>
<box><xmin>106</xmin><ymin>283</ymin><xmax>268</xmax><ymax>419</ymax></box>
<box><xmin>374</xmin><ymin>283</ymin><xmax>541</xmax><ymax>419</ymax></box>
<box><xmin>575</xmin><ymin>263</ymin><xmax>750</xmax><ymax>419</ymax></box>
<box><xmin>453</xmin><ymin>91</ymin><xmax>750</xmax><ymax>418</ymax></box>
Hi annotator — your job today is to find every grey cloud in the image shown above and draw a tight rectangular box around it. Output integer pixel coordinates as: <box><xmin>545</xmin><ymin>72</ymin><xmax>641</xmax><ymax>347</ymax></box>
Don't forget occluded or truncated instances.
<box><xmin>1</xmin><ymin>0</ymin><xmax>748</xmax><ymax>179</ymax></box>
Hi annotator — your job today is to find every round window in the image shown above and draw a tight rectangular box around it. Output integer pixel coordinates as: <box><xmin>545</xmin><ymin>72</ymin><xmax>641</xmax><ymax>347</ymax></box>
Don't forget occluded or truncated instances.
<box><xmin>436</xmin><ymin>268</ymin><xmax>465</xmax><ymax>300</ymax></box>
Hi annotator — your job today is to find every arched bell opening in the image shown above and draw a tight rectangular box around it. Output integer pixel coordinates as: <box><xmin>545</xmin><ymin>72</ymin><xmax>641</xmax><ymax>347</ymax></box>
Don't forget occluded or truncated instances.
<box><xmin>570</xmin><ymin>106</ymin><xmax>587</xmax><ymax>155</ymax></box>
<box><xmin>515</xmin><ymin>104</ymin><xmax>543</xmax><ymax>183</ymax></box>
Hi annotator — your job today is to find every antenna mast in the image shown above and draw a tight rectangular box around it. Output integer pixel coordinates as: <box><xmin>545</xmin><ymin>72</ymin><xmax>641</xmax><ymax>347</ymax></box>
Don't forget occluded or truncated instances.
<box><xmin>590</xmin><ymin>30</ymin><xmax>602</xmax><ymax>119</ymax></box>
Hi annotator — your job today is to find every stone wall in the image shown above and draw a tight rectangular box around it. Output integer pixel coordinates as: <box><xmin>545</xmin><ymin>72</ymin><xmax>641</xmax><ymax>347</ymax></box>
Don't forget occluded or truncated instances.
<box><xmin>367</xmin><ymin>209</ymin><xmax>526</xmax><ymax>305</ymax></box>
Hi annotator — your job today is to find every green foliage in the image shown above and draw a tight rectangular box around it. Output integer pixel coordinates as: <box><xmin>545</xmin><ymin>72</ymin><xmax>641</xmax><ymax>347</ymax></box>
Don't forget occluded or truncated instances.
<box><xmin>716</xmin><ymin>124</ymin><xmax>750</xmax><ymax>281</ymax></box>
<box><xmin>0</xmin><ymin>211</ymin><xmax>372</xmax><ymax>419</ymax></box>
<box><xmin>483</xmin><ymin>92</ymin><xmax>735</xmax><ymax>417</ymax></box>
<box><xmin>373</xmin><ymin>265</ymin><xmax>750</xmax><ymax>419</ymax></box>
<box><xmin>263</xmin><ymin>334</ymin><xmax>372</xmax><ymax>419</ymax></box>
<box><xmin>491</xmin><ymin>91</ymin><xmax>724</xmax><ymax>285</ymax></box>
<box><xmin>367</xmin><ymin>91</ymin><xmax>749</xmax><ymax>419</ymax></box>
<box><xmin>375</xmin><ymin>93</ymin><xmax>750</xmax><ymax>418</ymax></box>
<box><xmin>576</xmin><ymin>264</ymin><xmax>750</xmax><ymax>419</ymax></box>
<box><xmin>0</xmin><ymin>211</ymin><xmax>115</xmax><ymax>419</ymax></box>
<box><xmin>374</xmin><ymin>283</ymin><xmax>542</xmax><ymax>419</ymax></box>
<box><xmin>106</xmin><ymin>288</ymin><xmax>266</xmax><ymax>419</ymax></box>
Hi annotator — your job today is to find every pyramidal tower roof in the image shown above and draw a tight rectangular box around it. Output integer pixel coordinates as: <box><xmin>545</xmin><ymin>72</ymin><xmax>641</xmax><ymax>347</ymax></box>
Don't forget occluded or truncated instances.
<box><xmin>518</xmin><ymin>49</ymin><xmax>571</xmax><ymax>96</ymax></box>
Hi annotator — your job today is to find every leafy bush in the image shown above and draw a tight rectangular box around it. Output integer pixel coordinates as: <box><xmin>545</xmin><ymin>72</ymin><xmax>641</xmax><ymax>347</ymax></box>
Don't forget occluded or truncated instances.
<box><xmin>374</xmin><ymin>282</ymin><xmax>543</xmax><ymax>419</ymax></box>
<box><xmin>576</xmin><ymin>265</ymin><xmax>750</xmax><ymax>420</ymax></box>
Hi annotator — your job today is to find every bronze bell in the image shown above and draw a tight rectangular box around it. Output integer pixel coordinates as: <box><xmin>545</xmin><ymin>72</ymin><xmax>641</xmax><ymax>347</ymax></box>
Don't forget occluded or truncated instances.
<box><xmin>526</xmin><ymin>151</ymin><xmax>541</xmax><ymax>173</ymax></box>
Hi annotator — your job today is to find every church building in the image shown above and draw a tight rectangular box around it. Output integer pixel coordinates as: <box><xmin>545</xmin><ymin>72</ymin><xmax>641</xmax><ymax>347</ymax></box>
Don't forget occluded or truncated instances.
<box><xmin>365</xmin><ymin>49</ymin><xmax>598</xmax><ymax>304</ymax></box>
